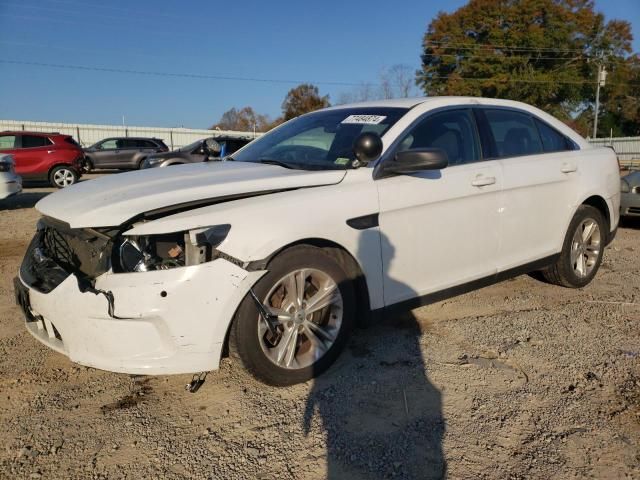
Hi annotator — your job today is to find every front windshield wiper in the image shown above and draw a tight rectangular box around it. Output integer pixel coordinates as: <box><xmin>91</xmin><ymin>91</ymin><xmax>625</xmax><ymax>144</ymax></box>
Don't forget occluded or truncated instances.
<box><xmin>257</xmin><ymin>158</ymin><xmax>298</xmax><ymax>169</ymax></box>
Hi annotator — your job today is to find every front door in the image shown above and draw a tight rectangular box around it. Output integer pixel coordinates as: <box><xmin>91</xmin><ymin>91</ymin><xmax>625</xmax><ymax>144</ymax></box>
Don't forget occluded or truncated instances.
<box><xmin>376</xmin><ymin>109</ymin><xmax>502</xmax><ymax>306</ymax></box>
<box><xmin>91</xmin><ymin>138</ymin><xmax>119</xmax><ymax>168</ymax></box>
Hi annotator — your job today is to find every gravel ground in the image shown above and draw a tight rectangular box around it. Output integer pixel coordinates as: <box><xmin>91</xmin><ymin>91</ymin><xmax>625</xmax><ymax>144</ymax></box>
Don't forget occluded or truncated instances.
<box><xmin>0</xmin><ymin>181</ymin><xmax>639</xmax><ymax>479</ymax></box>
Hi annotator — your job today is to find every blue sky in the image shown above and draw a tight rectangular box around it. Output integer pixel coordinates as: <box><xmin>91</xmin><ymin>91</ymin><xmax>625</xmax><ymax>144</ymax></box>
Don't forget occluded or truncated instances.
<box><xmin>1</xmin><ymin>0</ymin><xmax>639</xmax><ymax>128</ymax></box>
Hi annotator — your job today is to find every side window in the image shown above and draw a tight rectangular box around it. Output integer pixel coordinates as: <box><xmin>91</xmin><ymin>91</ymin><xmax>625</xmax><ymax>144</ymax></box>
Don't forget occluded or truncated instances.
<box><xmin>100</xmin><ymin>139</ymin><xmax>118</xmax><ymax>150</ymax></box>
<box><xmin>397</xmin><ymin>109</ymin><xmax>480</xmax><ymax>166</ymax></box>
<box><xmin>21</xmin><ymin>135</ymin><xmax>52</xmax><ymax>148</ymax></box>
<box><xmin>0</xmin><ymin>135</ymin><xmax>17</xmax><ymax>149</ymax></box>
<box><xmin>141</xmin><ymin>140</ymin><xmax>157</xmax><ymax>148</ymax></box>
<box><xmin>534</xmin><ymin>118</ymin><xmax>571</xmax><ymax>153</ymax></box>
<box><xmin>484</xmin><ymin>109</ymin><xmax>542</xmax><ymax>158</ymax></box>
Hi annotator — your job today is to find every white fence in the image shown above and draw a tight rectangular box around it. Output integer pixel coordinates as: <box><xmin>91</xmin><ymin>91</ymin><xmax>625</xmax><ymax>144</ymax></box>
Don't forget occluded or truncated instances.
<box><xmin>0</xmin><ymin>119</ymin><xmax>259</xmax><ymax>150</ymax></box>
<box><xmin>588</xmin><ymin>136</ymin><xmax>640</xmax><ymax>169</ymax></box>
<box><xmin>3</xmin><ymin>119</ymin><xmax>638</xmax><ymax>167</ymax></box>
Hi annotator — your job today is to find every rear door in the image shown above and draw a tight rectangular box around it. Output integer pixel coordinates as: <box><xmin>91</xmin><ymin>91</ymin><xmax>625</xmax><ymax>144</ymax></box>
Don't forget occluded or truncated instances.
<box><xmin>114</xmin><ymin>139</ymin><xmax>138</xmax><ymax>167</ymax></box>
<box><xmin>477</xmin><ymin>108</ymin><xmax>580</xmax><ymax>270</ymax></box>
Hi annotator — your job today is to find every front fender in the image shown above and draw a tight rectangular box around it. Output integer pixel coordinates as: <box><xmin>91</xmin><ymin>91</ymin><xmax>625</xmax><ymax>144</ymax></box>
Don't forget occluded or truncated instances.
<box><xmin>123</xmin><ymin>171</ymin><xmax>386</xmax><ymax>308</ymax></box>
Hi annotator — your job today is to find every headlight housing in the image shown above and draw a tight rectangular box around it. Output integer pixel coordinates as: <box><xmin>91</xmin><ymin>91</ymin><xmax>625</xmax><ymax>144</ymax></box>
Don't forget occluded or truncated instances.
<box><xmin>142</xmin><ymin>157</ymin><xmax>163</xmax><ymax>169</ymax></box>
<box><xmin>114</xmin><ymin>224</ymin><xmax>231</xmax><ymax>272</ymax></box>
<box><xmin>621</xmin><ymin>179</ymin><xmax>630</xmax><ymax>193</ymax></box>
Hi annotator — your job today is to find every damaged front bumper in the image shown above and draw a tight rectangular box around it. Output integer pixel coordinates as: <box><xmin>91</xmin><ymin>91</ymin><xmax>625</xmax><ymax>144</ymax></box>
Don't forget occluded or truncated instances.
<box><xmin>16</xmin><ymin>256</ymin><xmax>266</xmax><ymax>376</ymax></box>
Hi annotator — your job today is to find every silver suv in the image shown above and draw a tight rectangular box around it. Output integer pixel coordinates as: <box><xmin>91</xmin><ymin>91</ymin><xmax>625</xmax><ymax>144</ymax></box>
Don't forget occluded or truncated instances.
<box><xmin>83</xmin><ymin>137</ymin><xmax>169</xmax><ymax>171</ymax></box>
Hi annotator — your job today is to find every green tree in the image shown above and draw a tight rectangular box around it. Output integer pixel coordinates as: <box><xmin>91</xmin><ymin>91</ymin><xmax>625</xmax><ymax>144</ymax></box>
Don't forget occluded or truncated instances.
<box><xmin>417</xmin><ymin>0</ymin><xmax>636</xmax><ymax>134</ymax></box>
<box><xmin>281</xmin><ymin>84</ymin><xmax>330</xmax><ymax>121</ymax></box>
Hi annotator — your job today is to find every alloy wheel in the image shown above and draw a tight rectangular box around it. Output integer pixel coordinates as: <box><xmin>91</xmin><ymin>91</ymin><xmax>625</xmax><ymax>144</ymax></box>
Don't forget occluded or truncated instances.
<box><xmin>257</xmin><ymin>268</ymin><xmax>343</xmax><ymax>369</ymax></box>
<box><xmin>570</xmin><ymin>218</ymin><xmax>601</xmax><ymax>278</ymax></box>
<box><xmin>53</xmin><ymin>168</ymin><xmax>76</xmax><ymax>187</ymax></box>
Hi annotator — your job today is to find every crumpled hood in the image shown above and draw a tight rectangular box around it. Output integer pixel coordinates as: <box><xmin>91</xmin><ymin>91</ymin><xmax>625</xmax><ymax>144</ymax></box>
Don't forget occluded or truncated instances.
<box><xmin>36</xmin><ymin>161</ymin><xmax>346</xmax><ymax>228</ymax></box>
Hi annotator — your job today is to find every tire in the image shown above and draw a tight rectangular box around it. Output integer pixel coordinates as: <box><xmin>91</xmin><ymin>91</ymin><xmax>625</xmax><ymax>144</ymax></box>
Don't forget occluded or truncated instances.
<box><xmin>229</xmin><ymin>245</ymin><xmax>356</xmax><ymax>386</ymax></box>
<box><xmin>541</xmin><ymin>205</ymin><xmax>606</xmax><ymax>288</ymax></box>
<box><xmin>49</xmin><ymin>165</ymin><xmax>78</xmax><ymax>188</ymax></box>
<box><xmin>137</xmin><ymin>158</ymin><xmax>147</xmax><ymax>170</ymax></box>
<box><xmin>82</xmin><ymin>157</ymin><xmax>93</xmax><ymax>173</ymax></box>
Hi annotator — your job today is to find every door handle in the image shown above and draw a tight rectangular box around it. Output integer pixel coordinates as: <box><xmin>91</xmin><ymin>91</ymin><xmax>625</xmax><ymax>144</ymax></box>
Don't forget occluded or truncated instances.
<box><xmin>560</xmin><ymin>163</ymin><xmax>577</xmax><ymax>173</ymax></box>
<box><xmin>471</xmin><ymin>176</ymin><xmax>496</xmax><ymax>187</ymax></box>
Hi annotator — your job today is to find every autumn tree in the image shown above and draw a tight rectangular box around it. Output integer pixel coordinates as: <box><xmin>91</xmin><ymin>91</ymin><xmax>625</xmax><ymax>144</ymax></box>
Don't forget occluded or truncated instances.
<box><xmin>211</xmin><ymin>106</ymin><xmax>272</xmax><ymax>132</ymax></box>
<box><xmin>417</xmin><ymin>0</ymin><xmax>636</xmax><ymax>135</ymax></box>
<box><xmin>281</xmin><ymin>84</ymin><xmax>330</xmax><ymax>121</ymax></box>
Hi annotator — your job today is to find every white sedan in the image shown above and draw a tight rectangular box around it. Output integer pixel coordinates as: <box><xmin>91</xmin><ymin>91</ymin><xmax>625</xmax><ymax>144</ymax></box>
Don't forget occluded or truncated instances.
<box><xmin>0</xmin><ymin>154</ymin><xmax>22</xmax><ymax>200</ymax></box>
<box><xmin>16</xmin><ymin>97</ymin><xmax>620</xmax><ymax>386</ymax></box>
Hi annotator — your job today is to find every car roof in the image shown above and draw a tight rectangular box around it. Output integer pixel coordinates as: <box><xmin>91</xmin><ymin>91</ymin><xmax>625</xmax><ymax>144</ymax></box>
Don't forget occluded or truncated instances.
<box><xmin>1</xmin><ymin>130</ymin><xmax>65</xmax><ymax>136</ymax></box>
<box><xmin>326</xmin><ymin>96</ymin><xmax>545</xmax><ymax>111</ymax></box>
<box><xmin>100</xmin><ymin>136</ymin><xmax>163</xmax><ymax>140</ymax></box>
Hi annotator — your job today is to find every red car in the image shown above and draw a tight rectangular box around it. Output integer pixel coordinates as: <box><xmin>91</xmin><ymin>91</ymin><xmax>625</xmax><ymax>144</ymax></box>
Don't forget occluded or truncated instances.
<box><xmin>0</xmin><ymin>131</ymin><xmax>84</xmax><ymax>188</ymax></box>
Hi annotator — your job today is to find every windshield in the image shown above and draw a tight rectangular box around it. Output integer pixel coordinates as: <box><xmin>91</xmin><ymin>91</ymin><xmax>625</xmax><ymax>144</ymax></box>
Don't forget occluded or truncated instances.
<box><xmin>178</xmin><ymin>139</ymin><xmax>205</xmax><ymax>152</ymax></box>
<box><xmin>232</xmin><ymin>107</ymin><xmax>408</xmax><ymax>170</ymax></box>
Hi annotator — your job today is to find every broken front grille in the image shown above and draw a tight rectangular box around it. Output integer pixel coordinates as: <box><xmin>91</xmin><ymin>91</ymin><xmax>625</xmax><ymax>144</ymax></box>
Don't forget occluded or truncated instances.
<box><xmin>20</xmin><ymin>218</ymin><xmax>114</xmax><ymax>293</ymax></box>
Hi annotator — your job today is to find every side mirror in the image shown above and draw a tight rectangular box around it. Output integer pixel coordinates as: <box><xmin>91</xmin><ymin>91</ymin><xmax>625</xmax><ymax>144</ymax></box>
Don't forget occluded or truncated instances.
<box><xmin>382</xmin><ymin>148</ymin><xmax>448</xmax><ymax>176</ymax></box>
<box><xmin>352</xmin><ymin>132</ymin><xmax>383</xmax><ymax>166</ymax></box>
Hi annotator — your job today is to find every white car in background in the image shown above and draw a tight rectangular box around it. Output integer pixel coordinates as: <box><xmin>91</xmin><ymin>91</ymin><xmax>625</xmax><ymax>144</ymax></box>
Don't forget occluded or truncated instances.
<box><xmin>0</xmin><ymin>154</ymin><xmax>22</xmax><ymax>200</ymax></box>
<box><xmin>16</xmin><ymin>97</ymin><xmax>620</xmax><ymax>387</ymax></box>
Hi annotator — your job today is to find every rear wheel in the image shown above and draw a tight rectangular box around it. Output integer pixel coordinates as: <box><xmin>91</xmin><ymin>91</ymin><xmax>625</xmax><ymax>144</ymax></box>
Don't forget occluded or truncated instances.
<box><xmin>542</xmin><ymin>205</ymin><xmax>606</xmax><ymax>288</ymax></box>
<box><xmin>49</xmin><ymin>166</ymin><xmax>78</xmax><ymax>188</ymax></box>
<box><xmin>229</xmin><ymin>245</ymin><xmax>356</xmax><ymax>386</ymax></box>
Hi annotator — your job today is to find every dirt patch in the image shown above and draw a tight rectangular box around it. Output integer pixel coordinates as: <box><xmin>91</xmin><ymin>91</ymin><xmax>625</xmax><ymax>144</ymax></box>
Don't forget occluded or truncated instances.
<box><xmin>0</xmin><ymin>183</ymin><xmax>639</xmax><ymax>479</ymax></box>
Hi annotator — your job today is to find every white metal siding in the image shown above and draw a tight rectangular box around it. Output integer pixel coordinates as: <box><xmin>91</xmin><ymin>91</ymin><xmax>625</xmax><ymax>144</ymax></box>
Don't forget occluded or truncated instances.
<box><xmin>589</xmin><ymin>136</ymin><xmax>640</xmax><ymax>168</ymax></box>
<box><xmin>0</xmin><ymin>119</ymin><xmax>260</xmax><ymax>150</ymax></box>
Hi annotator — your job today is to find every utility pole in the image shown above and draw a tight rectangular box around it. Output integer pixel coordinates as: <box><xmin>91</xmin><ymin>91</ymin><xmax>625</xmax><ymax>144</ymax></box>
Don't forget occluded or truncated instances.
<box><xmin>593</xmin><ymin>64</ymin><xmax>607</xmax><ymax>139</ymax></box>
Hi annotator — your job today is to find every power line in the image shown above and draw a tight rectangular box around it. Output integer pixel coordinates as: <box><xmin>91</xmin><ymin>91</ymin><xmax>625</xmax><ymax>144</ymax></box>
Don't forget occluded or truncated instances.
<box><xmin>3</xmin><ymin>58</ymin><xmax>638</xmax><ymax>88</ymax></box>
<box><xmin>425</xmin><ymin>40</ymin><xmax>588</xmax><ymax>53</ymax></box>
<box><xmin>1</xmin><ymin>1</ymin><xmax>189</xmax><ymax>25</ymax></box>
<box><xmin>0</xmin><ymin>59</ymin><xmax>368</xmax><ymax>87</ymax></box>
<box><xmin>424</xmin><ymin>52</ymin><xmax>585</xmax><ymax>61</ymax></box>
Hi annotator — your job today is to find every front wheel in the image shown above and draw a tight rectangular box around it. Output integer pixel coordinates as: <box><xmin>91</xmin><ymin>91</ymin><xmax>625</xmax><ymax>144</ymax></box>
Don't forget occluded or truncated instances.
<box><xmin>229</xmin><ymin>245</ymin><xmax>356</xmax><ymax>386</ymax></box>
<box><xmin>49</xmin><ymin>166</ymin><xmax>78</xmax><ymax>188</ymax></box>
<box><xmin>542</xmin><ymin>205</ymin><xmax>606</xmax><ymax>288</ymax></box>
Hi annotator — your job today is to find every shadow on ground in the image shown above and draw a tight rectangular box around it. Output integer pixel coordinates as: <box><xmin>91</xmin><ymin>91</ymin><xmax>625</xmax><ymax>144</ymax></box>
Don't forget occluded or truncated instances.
<box><xmin>620</xmin><ymin>216</ymin><xmax>640</xmax><ymax>230</ymax></box>
<box><xmin>0</xmin><ymin>192</ymin><xmax>50</xmax><ymax>210</ymax></box>
<box><xmin>303</xmin><ymin>231</ymin><xmax>446</xmax><ymax>479</ymax></box>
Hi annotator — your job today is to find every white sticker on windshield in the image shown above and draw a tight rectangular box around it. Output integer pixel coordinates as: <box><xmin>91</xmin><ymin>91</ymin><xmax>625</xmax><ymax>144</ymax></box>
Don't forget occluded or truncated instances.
<box><xmin>341</xmin><ymin>114</ymin><xmax>387</xmax><ymax>125</ymax></box>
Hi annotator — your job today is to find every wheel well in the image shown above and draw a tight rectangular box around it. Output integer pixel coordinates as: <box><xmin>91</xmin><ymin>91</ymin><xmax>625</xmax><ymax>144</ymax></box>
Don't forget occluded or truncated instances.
<box><xmin>47</xmin><ymin>163</ymin><xmax>76</xmax><ymax>178</ymax></box>
<box><xmin>221</xmin><ymin>238</ymin><xmax>373</xmax><ymax>359</ymax></box>
<box><xmin>582</xmin><ymin>195</ymin><xmax>610</xmax><ymax>233</ymax></box>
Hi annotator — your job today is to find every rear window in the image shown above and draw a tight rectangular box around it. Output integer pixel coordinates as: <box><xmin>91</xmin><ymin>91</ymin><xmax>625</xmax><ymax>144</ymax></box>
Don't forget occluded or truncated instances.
<box><xmin>64</xmin><ymin>137</ymin><xmax>80</xmax><ymax>147</ymax></box>
<box><xmin>21</xmin><ymin>135</ymin><xmax>52</xmax><ymax>148</ymax></box>
<box><xmin>484</xmin><ymin>109</ymin><xmax>543</xmax><ymax>158</ymax></box>
<box><xmin>534</xmin><ymin>119</ymin><xmax>572</xmax><ymax>153</ymax></box>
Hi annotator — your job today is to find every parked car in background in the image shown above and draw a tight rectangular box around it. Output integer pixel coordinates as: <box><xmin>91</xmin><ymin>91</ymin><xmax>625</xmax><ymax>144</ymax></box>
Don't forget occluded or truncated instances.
<box><xmin>0</xmin><ymin>131</ymin><xmax>83</xmax><ymax>188</ymax></box>
<box><xmin>0</xmin><ymin>154</ymin><xmax>22</xmax><ymax>199</ymax></box>
<box><xmin>141</xmin><ymin>136</ymin><xmax>252</xmax><ymax>168</ymax></box>
<box><xmin>620</xmin><ymin>170</ymin><xmax>640</xmax><ymax>217</ymax></box>
<box><xmin>16</xmin><ymin>97</ymin><xmax>620</xmax><ymax>386</ymax></box>
<box><xmin>83</xmin><ymin>137</ymin><xmax>169</xmax><ymax>171</ymax></box>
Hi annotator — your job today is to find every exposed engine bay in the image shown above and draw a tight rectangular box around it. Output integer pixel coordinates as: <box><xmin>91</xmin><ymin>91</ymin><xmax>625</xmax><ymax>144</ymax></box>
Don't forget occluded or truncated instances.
<box><xmin>20</xmin><ymin>216</ymin><xmax>235</xmax><ymax>294</ymax></box>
